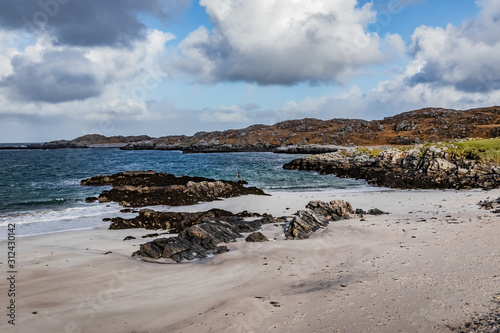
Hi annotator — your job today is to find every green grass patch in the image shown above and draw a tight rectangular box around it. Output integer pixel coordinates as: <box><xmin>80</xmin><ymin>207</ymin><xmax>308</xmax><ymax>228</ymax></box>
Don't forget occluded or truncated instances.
<box><xmin>357</xmin><ymin>147</ymin><xmax>384</xmax><ymax>157</ymax></box>
<box><xmin>440</xmin><ymin>138</ymin><xmax>500</xmax><ymax>163</ymax></box>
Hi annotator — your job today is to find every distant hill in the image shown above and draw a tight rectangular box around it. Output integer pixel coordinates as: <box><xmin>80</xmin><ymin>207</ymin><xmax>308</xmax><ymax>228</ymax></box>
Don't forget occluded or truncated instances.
<box><xmin>39</xmin><ymin>106</ymin><xmax>500</xmax><ymax>152</ymax></box>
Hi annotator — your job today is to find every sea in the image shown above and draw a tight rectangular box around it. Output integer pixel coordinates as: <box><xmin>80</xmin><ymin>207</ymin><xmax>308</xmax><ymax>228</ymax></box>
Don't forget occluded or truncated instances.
<box><xmin>0</xmin><ymin>145</ymin><xmax>372</xmax><ymax>239</ymax></box>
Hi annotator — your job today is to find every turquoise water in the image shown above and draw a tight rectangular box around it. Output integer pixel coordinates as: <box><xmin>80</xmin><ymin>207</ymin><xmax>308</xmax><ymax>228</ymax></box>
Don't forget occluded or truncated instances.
<box><xmin>0</xmin><ymin>148</ymin><xmax>370</xmax><ymax>237</ymax></box>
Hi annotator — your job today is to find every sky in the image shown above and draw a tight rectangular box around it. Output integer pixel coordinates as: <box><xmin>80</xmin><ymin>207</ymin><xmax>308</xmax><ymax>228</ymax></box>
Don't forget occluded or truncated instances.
<box><xmin>0</xmin><ymin>0</ymin><xmax>499</xmax><ymax>142</ymax></box>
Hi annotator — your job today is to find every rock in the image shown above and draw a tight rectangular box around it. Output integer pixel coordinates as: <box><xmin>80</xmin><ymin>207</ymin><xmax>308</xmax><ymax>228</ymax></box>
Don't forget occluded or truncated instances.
<box><xmin>120</xmin><ymin>208</ymin><xmax>137</xmax><ymax>213</ymax></box>
<box><xmin>306</xmin><ymin>200</ymin><xmax>353</xmax><ymax>220</ymax></box>
<box><xmin>273</xmin><ymin>145</ymin><xmax>342</xmax><ymax>154</ymax></box>
<box><xmin>478</xmin><ymin>198</ymin><xmax>500</xmax><ymax>210</ymax></box>
<box><xmin>82</xmin><ymin>171</ymin><xmax>269</xmax><ymax>207</ymax></box>
<box><xmin>123</xmin><ymin>236</ymin><xmax>136</xmax><ymax>241</ymax></box>
<box><xmin>246</xmin><ymin>232</ymin><xmax>269</xmax><ymax>242</ymax></box>
<box><xmin>138</xmin><ymin>242</ymin><xmax>163</xmax><ymax>259</ymax></box>
<box><xmin>134</xmin><ymin>220</ymin><xmax>262</xmax><ymax>262</ymax></box>
<box><xmin>367</xmin><ymin>208</ymin><xmax>389</xmax><ymax>215</ymax></box>
<box><xmin>285</xmin><ymin>209</ymin><xmax>329</xmax><ymax>240</ymax></box>
<box><xmin>109</xmin><ymin>208</ymin><xmax>248</xmax><ymax>231</ymax></box>
<box><xmin>283</xmin><ymin>146</ymin><xmax>500</xmax><ymax>190</ymax></box>
<box><xmin>142</xmin><ymin>233</ymin><xmax>159</xmax><ymax>238</ymax></box>
<box><xmin>85</xmin><ymin>197</ymin><xmax>98</xmax><ymax>203</ymax></box>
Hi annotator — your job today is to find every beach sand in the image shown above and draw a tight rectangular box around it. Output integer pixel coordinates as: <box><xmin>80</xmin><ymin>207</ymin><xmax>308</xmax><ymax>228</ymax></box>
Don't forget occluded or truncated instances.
<box><xmin>1</xmin><ymin>189</ymin><xmax>499</xmax><ymax>333</ymax></box>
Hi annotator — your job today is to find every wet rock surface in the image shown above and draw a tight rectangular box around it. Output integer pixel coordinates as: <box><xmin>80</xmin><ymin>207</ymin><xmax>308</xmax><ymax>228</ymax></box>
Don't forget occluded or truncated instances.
<box><xmin>284</xmin><ymin>147</ymin><xmax>500</xmax><ymax>190</ymax></box>
<box><xmin>81</xmin><ymin>171</ymin><xmax>268</xmax><ymax>207</ymax></box>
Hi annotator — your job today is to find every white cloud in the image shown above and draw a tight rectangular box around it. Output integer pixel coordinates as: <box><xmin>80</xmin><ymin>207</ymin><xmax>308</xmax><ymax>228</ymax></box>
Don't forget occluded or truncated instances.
<box><xmin>175</xmin><ymin>0</ymin><xmax>405</xmax><ymax>85</ymax></box>
<box><xmin>0</xmin><ymin>30</ymin><xmax>174</xmax><ymax>120</ymax></box>
<box><xmin>406</xmin><ymin>0</ymin><xmax>500</xmax><ymax>93</ymax></box>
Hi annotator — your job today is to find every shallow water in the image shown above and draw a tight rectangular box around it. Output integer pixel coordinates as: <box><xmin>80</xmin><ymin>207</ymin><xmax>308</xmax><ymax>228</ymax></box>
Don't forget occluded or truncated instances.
<box><xmin>0</xmin><ymin>148</ymin><xmax>371</xmax><ymax>238</ymax></box>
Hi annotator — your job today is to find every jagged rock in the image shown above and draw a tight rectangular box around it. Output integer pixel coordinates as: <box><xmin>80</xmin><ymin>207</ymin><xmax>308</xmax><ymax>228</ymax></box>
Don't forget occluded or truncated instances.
<box><xmin>123</xmin><ymin>236</ymin><xmax>136</xmax><ymax>241</ymax></box>
<box><xmin>134</xmin><ymin>220</ymin><xmax>262</xmax><ymax>262</ymax></box>
<box><xmin>110</xmin><ymin>208</ymin><xmax>245</xmax><ymax>231</ymax></box>
<box><xmin>306</xmin><ymin>200</ymin><xmax>353</xmax><ymax>220</ymax></box>
<box><xmin>139</xmin><ymin>242</ymin><xmax>163</xmax><ymax>259</ymax></box>
<box><xmin>246</xmin><ymin>232</ymin><xmax>269</xmax><ymax>242</ymax></box>
<box><xmin>82</xmin><ymin>171</ymin><xmax>268</xmax><ymax>207</ymax></box>
<box><xmin>285</xmin><ymin>209</ymin><xmax>330</xmax><ymax>240</ymax></box>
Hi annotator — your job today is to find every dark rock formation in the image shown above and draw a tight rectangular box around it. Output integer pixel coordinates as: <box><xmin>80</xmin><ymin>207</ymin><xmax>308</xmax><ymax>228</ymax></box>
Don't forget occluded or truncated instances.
<box><xmin>284</xmin><ymin>147</ymin><xmax>500</xmax><ymax>190</ymax></box>
<box><xmin>123</xmin><ymin>236</ymin><xmax>136</xmax><ymax>241</ymax></box>
<box><xmin>81</xmin><ymin>171</ymin><xmax>268</xmax><ymax>207</ymax></box>
<box><xmin>368</xmin><ymin>208</ymin><xmax>389</xmax><ymax>215</ymax></box>
<box><xmin>285</xmin><ymin>200</ymin><xmax>354</xmax><ymax>240</ymax></box>
<box><xmin>109</xmin><ymin>208</ymin><xmax>254</xmax><ymax>231</ymax></box>
<box><xmin>85</xmin><ymin>197</ymin><xmax>98</xmax><ymax>203</ymax></box>
<box><xmin>133</xmin><ymin>220</ymin><xmax>263</xmax><ymax>262</ymax></box>
<box><xmin>305</xmin><ymin>200</ymin><xmax>353</xmax><ymax>220</ymax></box>
<box><xmin>246</xmin><ymin>232</ymin><xmax>269</xmax><ymax>242</ymax></box>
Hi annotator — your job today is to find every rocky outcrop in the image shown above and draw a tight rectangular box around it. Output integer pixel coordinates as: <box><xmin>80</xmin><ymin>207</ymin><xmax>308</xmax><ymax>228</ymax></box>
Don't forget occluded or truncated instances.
<box><xmin>81</xmin><ymin>171</ymin><xmax>268</xmax><ymax>207</ymax></box>
<box><xmin>284</xmin><ymin>147</ymin><xmax>500</xmax><ymax>190</ymax></box>
<box><xmin>133</xmin><ymin>220</ymin><xmax>264</xmax><ymax>262</ymax></box>
<box><xmin>133</xmin><ymin>200</ymin><xmax>381</xmax><ymax>262</ymax></box>
<box><xmin>285</xmin><ymin>200</ymin><xmax>354</xmax><ymax>240</ymax></box>
<box><xmin>109</xmin><ymin>208</ymin><xmax>265</xmax><ymax>232</ymax></box>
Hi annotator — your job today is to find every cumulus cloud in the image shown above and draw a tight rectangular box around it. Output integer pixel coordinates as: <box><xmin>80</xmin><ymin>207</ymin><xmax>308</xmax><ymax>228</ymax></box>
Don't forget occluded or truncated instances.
<box><xmin>1</xmin><ymin>49</ymin><xmax>101</xmax><ymax>103</ymax></box>
<box><xmin>175</xmin><ymin>0</ymin><xmax>405</xmax><ymax>85</ymax></box>
<box><xmin>406</xmin><ymin>0</ymin><xmax>500</xmax><ymax>93</ymax></box>
<box><xmin>0</xmin><ymin>30</ymin><xmax>174</xmax><ymax>116</ymax></box>
<box><xmin>0</xmin><ymin>0</ymin><xmax>187</xmax><ymax>47</ymax></box>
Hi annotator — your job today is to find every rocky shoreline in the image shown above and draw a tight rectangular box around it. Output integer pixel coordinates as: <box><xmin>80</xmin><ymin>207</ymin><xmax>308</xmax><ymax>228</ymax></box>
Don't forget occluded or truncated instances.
<box><xmin>284</xmin><ymin>146</ymin><xmax>500</xmax><ymax>190</ymax></box>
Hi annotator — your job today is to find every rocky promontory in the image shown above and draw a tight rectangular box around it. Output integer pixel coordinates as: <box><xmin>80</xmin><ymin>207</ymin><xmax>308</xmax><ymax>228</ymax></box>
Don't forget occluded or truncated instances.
<box><xmin>284</xmin><ymin>145</ymin><xmax>500</xmax><ymax>190</ymax></box>
<box><xmin>81</xmin><ymin>171</ymin><xmax>268</xmax><ymax>207</ymax></box>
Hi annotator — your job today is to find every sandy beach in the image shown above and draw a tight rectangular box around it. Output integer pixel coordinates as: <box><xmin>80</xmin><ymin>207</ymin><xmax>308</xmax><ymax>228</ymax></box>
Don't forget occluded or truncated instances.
<box><xmin>1</xmin><ymin>188</ymin><xmax>499</xmax><ymax>333</ymax></box>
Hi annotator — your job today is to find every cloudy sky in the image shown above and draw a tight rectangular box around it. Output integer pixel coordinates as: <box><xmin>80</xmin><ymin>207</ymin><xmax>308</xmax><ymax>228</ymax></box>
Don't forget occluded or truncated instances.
<box><xmin>0</xmin><ymin>0</ymin><xmax>499</xmax><ymax>142</ymax></box>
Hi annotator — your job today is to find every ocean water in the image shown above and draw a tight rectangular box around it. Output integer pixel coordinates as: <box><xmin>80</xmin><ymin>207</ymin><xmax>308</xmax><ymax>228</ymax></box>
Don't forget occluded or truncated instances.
<box><xmin>0</xmin><ymin>147</ymin><xmax>371</xmax><ymax>238</ymax></box>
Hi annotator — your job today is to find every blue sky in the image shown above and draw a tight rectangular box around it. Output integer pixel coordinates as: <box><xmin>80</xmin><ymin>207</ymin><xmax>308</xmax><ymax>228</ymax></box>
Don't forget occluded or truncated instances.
<box><xmin>0</xmin><ymin>0</ymin><xmax>498</xmax><ymax>142</ymax></box>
